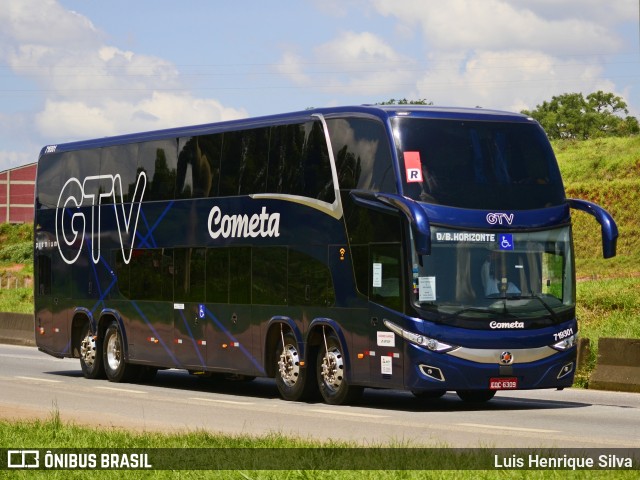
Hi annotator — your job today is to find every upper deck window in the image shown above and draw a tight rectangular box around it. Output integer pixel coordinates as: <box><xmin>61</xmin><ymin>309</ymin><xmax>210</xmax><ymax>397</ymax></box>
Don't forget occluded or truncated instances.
<box><xmin>394</xmin><ymin>118</ymin><xmax>565</xmax><ymax>210</ymax></box>
<box><xmin>326</xmin><ymin>117</ymin><xmax>397</xmax><ymax>193</ymax></box>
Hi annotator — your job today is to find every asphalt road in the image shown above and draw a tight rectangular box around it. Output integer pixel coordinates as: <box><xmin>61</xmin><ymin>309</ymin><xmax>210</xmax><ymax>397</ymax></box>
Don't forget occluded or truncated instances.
<box><xmin>1</xmin><ymin>344</ymin><xmax>638</xmax><ymax>448</ymax></box>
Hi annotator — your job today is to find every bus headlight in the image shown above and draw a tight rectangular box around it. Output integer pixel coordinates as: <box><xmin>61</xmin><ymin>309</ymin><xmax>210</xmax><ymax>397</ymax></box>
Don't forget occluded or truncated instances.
<box><xmin>383</xmin><ymin>319</ymin><xmax>458</xmax><ymax>353</ymax></box>
<box><xmin>551</xmin><ymin>333</ymin><xmax>578</xmax><ymax>351</ymax></box>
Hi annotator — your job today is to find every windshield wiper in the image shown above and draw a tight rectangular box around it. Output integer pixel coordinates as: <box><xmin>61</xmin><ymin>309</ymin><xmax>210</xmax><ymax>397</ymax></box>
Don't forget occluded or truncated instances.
<box><xmin>506</xmin><ymin>293</ymin><xmax>560</xmax><ymax>322</ymax></box>
<box><xmin>438</xmin><ymin>306</ymin><xmax>506</xmax><ymax>321</ymax></box>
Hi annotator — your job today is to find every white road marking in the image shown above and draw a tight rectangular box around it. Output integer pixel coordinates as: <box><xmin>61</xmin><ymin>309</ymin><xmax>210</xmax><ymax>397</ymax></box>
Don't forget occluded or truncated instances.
<box><xmin>15</xmin><ymin>376</ymin><xmax>61</xmax><ymax>383</ymax></box>
<box><xmin>457</xmin><ymin>423</ymin><xmax>559</xmax><ymax>434</ymax></box>
<box><xmin>95</xmin><ymin>386</ymin><xmax>147</xmax><ymax>394</ymax></box>
<box><xmin>310</xmin><ymin>409</ymin><xmax>388</xmax><ymax>419</ymax></box>
<box><xmin>190</xmin><ymin>397</ymin><xmax>254</xmax><ymax>406</ymax></box>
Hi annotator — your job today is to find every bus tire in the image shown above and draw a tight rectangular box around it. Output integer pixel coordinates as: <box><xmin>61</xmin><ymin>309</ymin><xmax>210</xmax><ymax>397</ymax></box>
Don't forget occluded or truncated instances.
<box><xmin>456</xmin><ymin>390</ymin><xmax>496</xmax><ymax>403</ymax></box>
<box><xmin>275</xmin><ymin>332</ymin><xmax>315</xmax><ymax>401</ymax></box>
<box><xmin>317</xmin><ymin>333</ymin><xmax>362</xmax><ymax>405</ymax></box>
<box><xmin>102</xmin><ymin>321</ymin><xmax>139</xmax><ymax>383</ymax></box>
<box><xmin>79</xmin><ymin>323</ymin><xmax>105</xmax><ymax>379</ymax></box>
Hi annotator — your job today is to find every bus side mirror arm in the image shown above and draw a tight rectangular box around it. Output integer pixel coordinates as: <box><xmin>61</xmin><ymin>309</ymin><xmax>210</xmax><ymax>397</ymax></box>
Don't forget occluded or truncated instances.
<box><xmin>350</xmin><ymin>191</ymin><xmax>431</xmax><ymax>255</ymax></box>
<box><xmin>567</xmin><ymin>198</ymin><xmax>618</xmax><ymax>259</ymax></box>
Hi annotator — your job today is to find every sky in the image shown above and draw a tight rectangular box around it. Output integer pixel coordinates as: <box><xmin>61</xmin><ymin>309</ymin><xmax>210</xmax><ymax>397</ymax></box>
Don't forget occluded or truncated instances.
<box><xmin>1</xmin><ymin>0</ymin><xmax>639</xmax><ymax>172</ymax></box>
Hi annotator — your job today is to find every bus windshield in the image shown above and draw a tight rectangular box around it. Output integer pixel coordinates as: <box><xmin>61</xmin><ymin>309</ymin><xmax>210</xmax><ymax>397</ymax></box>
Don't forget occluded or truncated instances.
<box><xmin>394</xmin><ymin>117</ymin><xmax>566</xmax><ymax>210</ymax></box>
<box><xmin>412</xmin><ymin>226</ymin><xmax>575</xmax><ymax>323</ymax></box>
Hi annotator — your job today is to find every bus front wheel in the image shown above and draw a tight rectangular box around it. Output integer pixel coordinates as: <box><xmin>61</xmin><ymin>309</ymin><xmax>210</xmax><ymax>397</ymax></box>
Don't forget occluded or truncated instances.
<box><xmin>103</xmin><ymin>321</ymin><xmax>139</xmax><ymax>383</ymax></box>
<box><xmin>317</xmin><ymin>333</ymin><xmax>362</xmax><ymax>405</ymax></box>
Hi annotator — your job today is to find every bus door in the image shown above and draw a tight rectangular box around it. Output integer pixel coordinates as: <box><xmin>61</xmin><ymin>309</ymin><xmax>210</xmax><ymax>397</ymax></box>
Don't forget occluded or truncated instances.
<box><xmin>173</xmin><ymin>248</ymin><xmax>208</xmax><ymax>369</ymax></box>
<box><xmin>368</xmin><ymin>242</ymin><xmax>405</xmax><ymax>389</ymax></box>
<box><xmin>344</xmin><ymin>200</ymin><xmax>406</xmax><ymax>389</ymax></box>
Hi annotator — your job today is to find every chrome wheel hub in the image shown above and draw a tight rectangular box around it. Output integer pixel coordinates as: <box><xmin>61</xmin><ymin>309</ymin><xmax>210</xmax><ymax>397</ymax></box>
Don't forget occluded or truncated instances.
<box><xmin>321</xmin><ymin>347</ymin><xmax>344</xmax><ymax>391</ymax></box>
<box><xmin>278</xmin><ymin>344</ymin><xmax>300</xmax><ymax>387</ymax></box>
<box><xmin>80</xmin><ymin>334</ymin><xmax>96</xmax><ymax>367</ymax></box>
<box><xmin>106</xmin><ymin>333</ymin><xmax>122</xmax><ymax>371</ymax></box>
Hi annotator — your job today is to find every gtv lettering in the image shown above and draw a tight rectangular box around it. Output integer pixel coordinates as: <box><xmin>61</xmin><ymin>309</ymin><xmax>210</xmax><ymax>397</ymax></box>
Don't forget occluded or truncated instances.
<box><xmin>486</xmin><ymin>212</ymin><xmax>514</xmax><ymax>225</ymax></box>
<box><xmin>55</xmin><ymin>172</ymin><xmax>146</xmax><ymax>265</ymax></box>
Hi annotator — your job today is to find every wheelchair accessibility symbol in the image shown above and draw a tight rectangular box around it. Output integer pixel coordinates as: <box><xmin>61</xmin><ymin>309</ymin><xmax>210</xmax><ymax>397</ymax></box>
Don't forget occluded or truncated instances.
<box><xmin>198</xmin><ymin>304</ymin><xmax>205</xmax><ymax>319</ymax></box>
<box><xmin>499</xmin><ymin>234</ymin><xmax>514</xmax><ymax>250</ymax></box>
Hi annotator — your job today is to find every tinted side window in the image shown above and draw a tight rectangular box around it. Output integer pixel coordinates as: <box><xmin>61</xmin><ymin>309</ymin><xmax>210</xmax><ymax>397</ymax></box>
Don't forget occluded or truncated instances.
<box><xmin>253</xmin><ymin>247</ymin><xmax>287</xmax><ymax>305</ymax></box>
<box><xmin>100</xmin><ymin>144</ymin><xmax>139</xmax><ymax>204</ymax></box>
<box><xmin>344</xmin><ymin>201</ymin><xmax>403</xmax><ymax>299</ymax></box>
<box><xmin>206</xmin><ymin>248</ymin><xmax>229</xmax><ymax>303</ymax></box>
<box><xmin>229</xmin><ymin>246</ymin><xmax>251</xmax><ymax>304</ymax></box>
<box><xmin>138</xmin><ymin>140</ymin><xmax>177</xmax><ymax>201</ymax></box>
<box><xmin>36</xmin><ymin>152</ymin><xmax>64</xmax><ymax>208</ymax></box>
<box><xmin>268</xmin><ymin>124</ymin><xmax>304</xmax><ymax>195</ymax></box>
<box><xmin>327</xmin><ymin>118</ymin><xmax>396</xmax><ymax>192</ymax></box>
<box><xmin>174</xmin><ymin>248</ymin><xmax>206</xmax><ymax>302</ymax></box>
<box><xmin>128</xmin><ymin>249</ymin><xmax>166</xmax><ymax>301</ymax></box>
<box><xmin>219</xmin><ymin>128</ymin><xmax>269</xmax><ymax>196</ymax></box>
<box><xmin>288</xmin><ymin>249</ymin><xmax>335</xmax><ymax>306</ymax></box>
<box><xmin>177</xmin><ymin>135</ymin><xmax>222</xmax><ymax>199</ymax></box>
<box><xmin>268</xmin><ymin>121</ymin><xmax>334</xmax><ymax>203</ymax></box>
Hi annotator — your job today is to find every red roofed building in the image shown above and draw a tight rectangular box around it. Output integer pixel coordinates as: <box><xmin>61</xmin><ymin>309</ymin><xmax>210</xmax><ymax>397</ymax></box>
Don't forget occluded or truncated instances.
<box><xmin>0</xmin><ymin>163</ymin><xmax>36</xmax><ymax>223</ymax></box>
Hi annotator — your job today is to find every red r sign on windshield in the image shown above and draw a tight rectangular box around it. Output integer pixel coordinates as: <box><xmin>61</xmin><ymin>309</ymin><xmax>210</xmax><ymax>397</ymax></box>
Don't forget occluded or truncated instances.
<box><xmin>404</xmin><ymin>151</ymin><xmax>423</xmax><ymax>183</ymax></box>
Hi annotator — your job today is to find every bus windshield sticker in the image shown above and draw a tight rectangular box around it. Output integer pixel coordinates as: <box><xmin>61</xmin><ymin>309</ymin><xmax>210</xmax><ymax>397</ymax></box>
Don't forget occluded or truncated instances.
<box><xmin>435</xmin><ymin>232</ymin><xmax>496</xmax><ymax>243</ymax></box>
<box><xmin>372</xmin><ymin>263</ymin><xmax>382</xmax><ymax>287</ymax></box>
<box><xmin>499</xmin><ymin>233</ymin><xmax>514</xmax><ymax>250</ymax></box>
<box><xmin>403</xmin><ymin>151</ymin><xmax>423</xmax><ymax>183</ymax></box>
<box><xmin>381</xmin><ymin>356</ymin><xmax>393</xmax><ymax>375</ymax></box>
<box><xmin>418</xmin><ymin>276</ymin><xmax>436</xmax><ymax>302</ymax></box>
<box><xmin>377</xmin><ymin>331</ymin><xmax>395</xmax><ymax>347</ymax></box>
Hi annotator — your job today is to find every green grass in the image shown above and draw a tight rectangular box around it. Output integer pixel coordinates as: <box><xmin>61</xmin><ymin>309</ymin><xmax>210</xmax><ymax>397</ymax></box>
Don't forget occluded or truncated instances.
<box><xmin>1</xmin><ymin>413</ymin><xmax>637</xmax><ymax>478</ymax></box>
<box><xmin>552</xmin><ymin>136</ymin><xmax>640</xmax><ymax>384</ymax></box>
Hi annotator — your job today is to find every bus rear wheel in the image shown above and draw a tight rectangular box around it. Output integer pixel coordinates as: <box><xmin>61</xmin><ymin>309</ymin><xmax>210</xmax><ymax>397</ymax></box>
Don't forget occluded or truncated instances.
<box><xmin>317</xmin><ymin>333</ymin><xmax>362</xmax><ymax>405</ymax></box>
<box><xmin>275</xmin><ymin>332</ymin><xmax>315</xmax><ymax>401</ymax></box>
<box><xmin>456</xmin><ymin>390</ymin><xmax>496</xmax><ymax>403</ymax></box>
<box><xmin>103</xmin><ymin>321</ymin><xmax>139</xmax><ymax>383</ymax></box>
<box><xmin>79</xmin><ymin>323</ymin><xmax>105</xmax><ymax>379</ymax></box>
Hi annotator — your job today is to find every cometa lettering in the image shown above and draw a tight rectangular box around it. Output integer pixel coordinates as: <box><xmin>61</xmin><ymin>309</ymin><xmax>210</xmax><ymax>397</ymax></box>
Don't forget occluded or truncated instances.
<box><xmin>490</xmin><ymin>321</ymin><xmax>525</xmax><ymax>329</ymax></box>
<box><xmin>208</xmin><ymin>206</ymin><xmax>280</xmax><ymax>239</ymax></box>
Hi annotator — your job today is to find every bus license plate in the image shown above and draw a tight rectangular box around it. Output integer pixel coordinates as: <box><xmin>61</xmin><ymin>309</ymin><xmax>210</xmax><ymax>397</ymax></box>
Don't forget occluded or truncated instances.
<box><xmin>489</xmin><ymin>378</ymin><xmax>518</xmax><ymax>390</ymax></box>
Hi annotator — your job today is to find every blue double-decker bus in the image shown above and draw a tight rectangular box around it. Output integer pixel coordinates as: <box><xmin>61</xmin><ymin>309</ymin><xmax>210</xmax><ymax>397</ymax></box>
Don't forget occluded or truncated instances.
<box><xmin>34</xmin><ymin>105</ymin><xmax>617</xmax><ymax>404</ymax></box>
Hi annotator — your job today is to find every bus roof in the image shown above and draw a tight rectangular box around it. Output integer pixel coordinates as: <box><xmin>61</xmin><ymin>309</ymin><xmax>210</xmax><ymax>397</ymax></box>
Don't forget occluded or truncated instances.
<box><xmin>39</xmin><ymin>105</ymin><xmax>536</xmax><ymax>156</ymax></box>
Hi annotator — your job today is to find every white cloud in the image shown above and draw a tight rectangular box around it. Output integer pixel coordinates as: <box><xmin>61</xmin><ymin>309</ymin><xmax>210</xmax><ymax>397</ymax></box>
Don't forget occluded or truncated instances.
<box><xmin>365</xmin><ymin>0</ymin><xmax>634</xmax><ymax>112</ymax></box>
<box><xmin>0</xmin><ymin>0</ymin><xmax>246</xmax><ymax>151</ymax></box>
<box><xmin>372</xmin><ymin>0</ymin><xmax>624</xmax><ymax>54</ymax></box>
<box><xmin>415</xmin><ymin>50</ymin><xmax>619</xmax><ymax>111</ymax></box>
<box><xmin>277</xmin><ymin>31</ymin><xmax>414</xmax><ymax>95</ymax></box>
<box><xmin>36</xmin><ymin>92</ymin><xmax>247</xmax><ymax>140</ymax></box>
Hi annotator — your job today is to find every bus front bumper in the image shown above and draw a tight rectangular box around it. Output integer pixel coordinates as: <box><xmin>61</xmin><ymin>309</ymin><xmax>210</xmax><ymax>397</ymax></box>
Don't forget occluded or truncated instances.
<box><xmin>406</xmin><ymin>343</ymin><xmax>577</xmax><ymax>392</ymax></box>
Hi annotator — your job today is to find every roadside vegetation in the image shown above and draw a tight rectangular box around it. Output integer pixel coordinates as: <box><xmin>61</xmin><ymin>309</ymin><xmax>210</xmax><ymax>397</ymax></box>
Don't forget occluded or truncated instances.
<box><xmin>0</xmin><ymin>412</ymin><xmax>636</xmax><ymax>479</ymax></box>
<box><xmin>552</xmin><ymin>136</ymin><xmax>640</xmax><ymax>385</ymax></box>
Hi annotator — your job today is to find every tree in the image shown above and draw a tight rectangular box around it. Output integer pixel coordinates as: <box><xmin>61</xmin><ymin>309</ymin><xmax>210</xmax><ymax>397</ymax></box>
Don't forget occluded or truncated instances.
<box><xmin>522</xmin><ymin>91</ymin><xmax>639</xmax><ymax>140</ymax></box>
